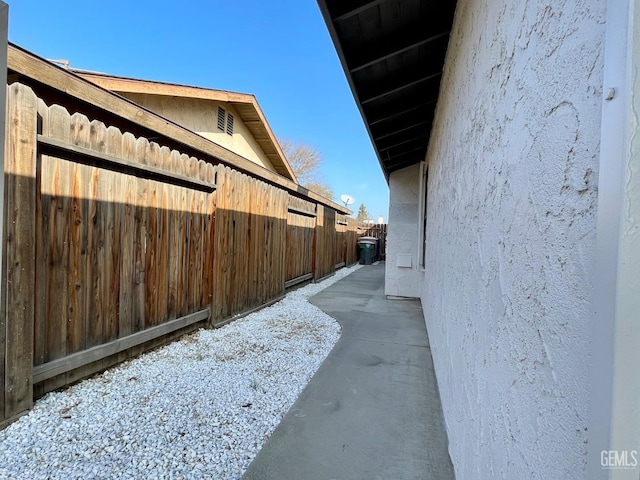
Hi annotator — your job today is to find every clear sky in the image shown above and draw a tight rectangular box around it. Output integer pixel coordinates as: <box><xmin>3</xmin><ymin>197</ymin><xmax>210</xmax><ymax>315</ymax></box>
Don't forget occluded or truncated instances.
<box><xmin>7</xmin><ymin>0</ymin><xmax>389</xmax><ymax>221</ymax></box>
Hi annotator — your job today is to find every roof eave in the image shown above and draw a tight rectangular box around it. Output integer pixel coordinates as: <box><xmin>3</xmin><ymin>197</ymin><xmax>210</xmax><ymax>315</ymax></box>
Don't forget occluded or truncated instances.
<box><xmin>76</xmin><ymin>72</ymin><xmax>298</xmax><ymax>182</ymax></box>
<box><xmin>317</xmin><ymin>0</ymin><xmax>390</xmax><ymax>182</ymax></box>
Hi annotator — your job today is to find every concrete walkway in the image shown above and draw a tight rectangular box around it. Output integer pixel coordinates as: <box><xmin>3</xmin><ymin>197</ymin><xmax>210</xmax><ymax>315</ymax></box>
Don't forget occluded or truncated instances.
<box><xmin>242</xmin><ymin>263</ymin><xmax>454</xmax><ymax>480</ymax></box>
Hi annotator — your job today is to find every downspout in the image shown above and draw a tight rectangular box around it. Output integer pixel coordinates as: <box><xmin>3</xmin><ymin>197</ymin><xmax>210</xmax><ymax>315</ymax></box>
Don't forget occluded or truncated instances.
<box><xmin>589</xmin><ymin>0</ymin><xmax>640</xmax><ymax>478</ymax></box>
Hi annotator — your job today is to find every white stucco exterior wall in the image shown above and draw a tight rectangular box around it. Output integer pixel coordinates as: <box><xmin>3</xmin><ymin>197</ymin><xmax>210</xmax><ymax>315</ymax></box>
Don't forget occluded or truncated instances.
<box><xmin>422</xmin><ymin>1</ymin><xmax>605</xmax><ymax>479</ymax></box>
<box><xmin>119</xmin><ymin>93</ymin><xmax>277</xmax><ymax>172</ymax></box>
<box><xmin>385</xmin><ymin>164</ymin><xmax>421</xmax><ymax>298</ymax></box>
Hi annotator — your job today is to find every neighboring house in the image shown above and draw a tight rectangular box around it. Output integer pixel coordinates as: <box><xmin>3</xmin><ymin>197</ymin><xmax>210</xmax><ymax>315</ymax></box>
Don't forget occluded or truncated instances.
<box><xmin>319</xmin><ymin>1</ymin><xmax>639</xmax><ymax>479</ymax></box>
<box><xmin>76</xmin><ymin>71</ymin><xmax>297</xmax><ymax>182</ymax></box>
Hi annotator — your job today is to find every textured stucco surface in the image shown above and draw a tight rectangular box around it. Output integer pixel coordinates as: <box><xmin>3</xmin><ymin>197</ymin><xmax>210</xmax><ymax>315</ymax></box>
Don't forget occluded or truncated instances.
<box><xmin>421</xmin><ymin>1</ymin><xmax>605</xmax><ymax>478</ymax></box>
<box><xmin>386</xmin><ymin>164</ymin><xmax>421</xmax><ymax>298</ymax></box>
<box><xmin>120</xmin><ymin>93</ymin><xmax>276</xmax><ymax>172</ymax></box>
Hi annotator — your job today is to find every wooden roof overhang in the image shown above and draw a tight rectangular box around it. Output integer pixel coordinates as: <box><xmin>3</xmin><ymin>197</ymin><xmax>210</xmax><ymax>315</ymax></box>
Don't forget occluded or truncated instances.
<box><xmin>73</xmin><ymin>72</ymin><xmax>297</xmax><ymax>182</ymax></box>
<box><xmin>317</xmin><ymin>0</ymin><xmax>458</xmax><ymax>181</ymax></box>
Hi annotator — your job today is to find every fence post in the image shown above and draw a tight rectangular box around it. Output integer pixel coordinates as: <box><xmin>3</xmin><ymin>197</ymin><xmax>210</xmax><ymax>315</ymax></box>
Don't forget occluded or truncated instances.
<box><xmin>3</xmin><ymin>82</ymin><xmax>37</xmax><ymax>421</ymax></box>
<box><xmin>0</xmin><ymin>0</ymin><xmax>8</xmax><ymax>425</ymax></box>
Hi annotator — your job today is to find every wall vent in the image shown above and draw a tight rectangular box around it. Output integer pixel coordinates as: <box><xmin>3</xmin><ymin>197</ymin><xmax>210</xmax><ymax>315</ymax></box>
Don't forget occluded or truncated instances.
<box><xmin>217</xmin><ymin>107</ymin><xmax>226</xmax><ymax>131</ymax></box>
<box><xmin>226</xmin><ymin>113</ymin><xmax>234</xmax><ymax>136</ymax></box>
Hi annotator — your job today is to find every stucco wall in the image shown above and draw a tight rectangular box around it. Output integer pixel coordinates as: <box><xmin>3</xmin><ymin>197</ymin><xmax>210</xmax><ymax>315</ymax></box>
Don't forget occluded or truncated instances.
<box><xmin>422</xmin><ymin>1</ymin><xmax>605</xmax><ymax>478</ymax></box>
<box><xmin>120</xmin><ymin>93</ymin><xmax>276</xmax><ymax>172</ymax></box>
<box><xmin>385</xmin><ymin>164</ymin><xmax>420</xmax><ymax>298</ymax></box>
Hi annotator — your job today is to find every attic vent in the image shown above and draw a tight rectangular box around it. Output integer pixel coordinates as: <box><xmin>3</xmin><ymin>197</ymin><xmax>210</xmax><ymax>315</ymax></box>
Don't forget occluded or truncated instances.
<box><xmin>226</xmin><ymin>113</ymin><xmax>234</xmax><ymax>136</ymax></box>
<box><xmin>217</xmin><ymin>107</ymin><xmax>226</xmax><ymax>131</ymax></box>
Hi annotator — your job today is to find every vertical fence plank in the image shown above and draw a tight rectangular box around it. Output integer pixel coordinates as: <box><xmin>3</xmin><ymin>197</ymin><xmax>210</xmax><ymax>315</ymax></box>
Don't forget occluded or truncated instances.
<box><xmin>242</xmin><ymin>174</ymin><xmax>250</xmax><ymax>308</ymax></box>
<box><xmin>104</xmin><ymin>126</ymin><xmax>122</xmax><ymax>342</ymax></box>
<box><xmin>227</xmin><ymin>170</ymin><xmax>239</xmax><ymax>317</ymax></box>
<box><xmin>167</xmin><ymin>150</ymin><xmax>181</xmax><ymax>321</ymax></box>
<box><xmin>133</xmin><ymin>137</ymin><xmax>149</xmax><ymax>333</ymax></box>
<box><xmin>225</xmin><ymin>168</ymin><xmax>234</xmax><ymax>317</ymax></box>
<box><xmin>118</xmin><ymin>132</ymin><xmax>136</xmax><ymax>338</ymax></box>
<box><xmin>197</xmin><ymin>160</ymin><xmax>207</xmax><ymax>309</ymax></box>
<box><xmin>258</xmin><ymin>178</ymin><xmax>265</xmax><ymax>303</ymax></box>
<box><xmin>252</xmin><ymin>179</ymin><xmax>260</xmax><ymax>304</ymax></box>
<box><xmin>87</xmin><ymin>120</ymin><xmax>107</xmax><ymax>349</ymax></box>
<box><xmin>3</xmin><ymin>83</ymin><xmax>37</xmax><ymax>418</ymax></box>
<box><xmin>156</xmin><ymin>146</ymin><xmax>171</xmax><ymax>323</ymax></box>
<box><xmin>313</xmin><ymin>206</ymin><xmax>322</xmax><ymax>281</ymax></box>
<box><xmin>189</xmin><ymin>157</ymin><xmax>202</xmax><ymax>312</ymax></box>
<box><xmin>212</xmin><ymin>165</ymin><xmax>227</xmax><ymax>321</ymax></box>
<box><xmin>179</xmin><ymin>154</ymin><xmax>191</xmax><ymax>318</ymax></box>
<box><xmin>211</xmin><ymin>165</ymin><xmax>220</xmax><ymax>321</ymax></box>
<box><xmin>43</xmin><ymin>105</ymin><xmax>72</xmax><ymax>393</ymax></box>
<box><xmin>186</xmin><ymin>156</ymin><xmax>196</xmax><ymax>313</ymax></box>
<box><xmin>346</xmin><ymin>218</ymin><xmax>358</xmax><ymax>265</ymax></box>
<box><xmin>32</xmin><ymin>98</ymin><xmax>49</xmax><ymax>399</ymax></box>
<box><xmin>278</xmin><ymin>189</ymin><xmax>287</xmax><ymax>294</ymax></box>
<box><xmin>33</xmin><ymin>99</ymin><xmax>49</xmax><ymax>373</ymax></box>
<box><xmin>144</xmin><ymin>142</ymin><xmax>159</xmax><ymax>328</ymax></box>
<box><xmin>197</xmin><ymin>161</ymin><xmax>207</xmax><ymax>310</ymax></box>
<box><xmin>68</xmin><ymin>113</ymin><xmax>90</xmax><ymax>356</ymax></box>
<box><xmin>238</xmin><ymin>174</ymin><xmax>248</xmax><ymax>308</ymax></box>
<box><xmin>208</xmin><ymin>163</ymin><xmax>216</xmax><ymax>310</ymax></box>
<box><xmin>202</xmin><ymin>162</ymin><xmax>215</xmax><ymax>315</ymax></box>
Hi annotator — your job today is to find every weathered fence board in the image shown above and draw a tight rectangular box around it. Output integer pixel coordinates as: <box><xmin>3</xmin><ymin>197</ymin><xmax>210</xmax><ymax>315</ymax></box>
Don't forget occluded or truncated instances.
<box><xmin>32</xmin><ymin>308</ymin><xmax>210</xmax><ymax>384</ymax></box>
<box><xmin>3</xmin><ymin>83</ymin><xmax>37</xmax><ymax>420</ymax></box>
<box><xmin>104</xmin><ymin>126</ymin><xmax>123</xmax><ymax>344</ymax></box>
<box><xmin>33</xmin><ymin>99</ymin><xmax>48</xmax><ymax>375</ymax></box>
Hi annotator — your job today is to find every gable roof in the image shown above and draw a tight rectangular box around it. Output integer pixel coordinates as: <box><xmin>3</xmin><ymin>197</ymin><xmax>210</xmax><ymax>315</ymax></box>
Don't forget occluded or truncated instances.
<box><xmin>75</xmin><ymin>71</ymin><xmax>297</xmax><ymax>182</ymax></box>
<box><xmin>317</xmin><ymin>0</ymin><xmax>458</xmax><ymax>181</ymax></box>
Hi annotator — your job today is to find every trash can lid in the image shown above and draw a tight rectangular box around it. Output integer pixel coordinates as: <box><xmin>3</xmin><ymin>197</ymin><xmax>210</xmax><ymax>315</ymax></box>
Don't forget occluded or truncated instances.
<box><xmin>357</xmin><ymin>239</ymin><xmax>376</xmax><ymax>245</ymax></box>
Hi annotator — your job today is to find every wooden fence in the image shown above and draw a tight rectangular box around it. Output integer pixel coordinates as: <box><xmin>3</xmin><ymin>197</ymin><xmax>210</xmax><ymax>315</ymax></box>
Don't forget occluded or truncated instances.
<box><xmin>0</xmin><ymin>83</ymin><xmax>363</xmax><ymax>428</ymax></box>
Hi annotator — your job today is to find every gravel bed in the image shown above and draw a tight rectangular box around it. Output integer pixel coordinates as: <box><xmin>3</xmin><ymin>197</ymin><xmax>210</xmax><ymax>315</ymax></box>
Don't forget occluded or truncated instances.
<box><xmin>0</xmin><ymin>265</ymin><xmax>361</xmax><ymax>480</ymax></box>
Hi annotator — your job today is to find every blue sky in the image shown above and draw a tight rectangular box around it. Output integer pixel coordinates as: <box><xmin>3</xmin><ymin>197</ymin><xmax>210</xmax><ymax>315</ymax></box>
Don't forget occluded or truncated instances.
<box><xmin>7</xmin><ymin>0</ymin><xmax>389</xmax><ymax>220</ymax></box>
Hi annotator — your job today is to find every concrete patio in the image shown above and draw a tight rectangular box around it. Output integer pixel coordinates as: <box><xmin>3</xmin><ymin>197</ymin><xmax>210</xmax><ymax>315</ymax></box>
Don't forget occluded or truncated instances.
<box><xmin>242</xmin><ymin>262</ymin><xmax>454</xmax><ymax>480</ymax></box>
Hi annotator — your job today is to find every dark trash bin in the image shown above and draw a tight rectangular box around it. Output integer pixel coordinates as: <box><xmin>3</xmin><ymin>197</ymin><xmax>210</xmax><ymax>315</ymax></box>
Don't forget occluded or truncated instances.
<box><xmin>357</xmin><ymin>238</ymin><xmax>376</xmax><ymax>265</ymax></box>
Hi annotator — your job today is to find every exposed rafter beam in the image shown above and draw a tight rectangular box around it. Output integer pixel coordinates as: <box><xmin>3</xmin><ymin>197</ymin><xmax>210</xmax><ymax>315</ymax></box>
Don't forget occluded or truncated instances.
<box><xmin>385</xmin><ymin>146</ymin><xmax>424</xmax><ymax>164</ymax></box>
<box><xmin>387</xmin><ymin>157</ymin><xmax>422</xmax><ymax>172</ymax></box>
<box><xmin>350</xmin><ymin>31</ymin><xmax>450</xmax><ymax>73</ymax></box>
<box><xmin>367</xmin><ymin>102</ymin><xmax>435</xmax><ymax>126</ymax></box>
<box><xmin>332</xmin><ymin>0</ymin><xmax>387</xmax><ymax>22</ymax></box>
<box><xmin>378</xmin><ymin>135</ymin><xmax>426</xmax><ymax>152</ymax></box>
<box><xmin>386</xmin><ymin>155</ymin><xmax>424</xmax><ymax>170</ymax></box>
<box><xmin>374</xmin><ymin>121</ymin><xmax>428</xmax><ymax>141</ymax></box>
<box><xmin>361</xmin><ymin>71</ymin><xmax>441</xmax><ymax>104</ymax></box>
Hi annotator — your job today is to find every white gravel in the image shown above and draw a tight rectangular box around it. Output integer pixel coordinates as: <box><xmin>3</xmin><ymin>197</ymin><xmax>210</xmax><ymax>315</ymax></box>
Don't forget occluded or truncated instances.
<box><xmin>0</xmin><ymin>265</ymin><xmax>360</xmax><ymax>480</ymax></box>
